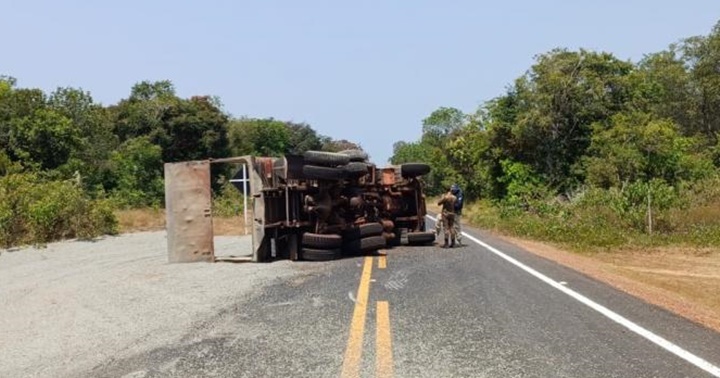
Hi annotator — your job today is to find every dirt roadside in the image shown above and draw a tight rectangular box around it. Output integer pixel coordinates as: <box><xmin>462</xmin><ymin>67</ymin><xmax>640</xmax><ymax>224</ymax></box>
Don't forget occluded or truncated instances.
<box><xmin>115</xmin><ymin>209</ymin><xmax>247</xmax><ymax>235</ymax></box>
<box><xmin>487</xmin><ymin>232</ymin><xmax>720</xmax><ymax>334</ymax></box>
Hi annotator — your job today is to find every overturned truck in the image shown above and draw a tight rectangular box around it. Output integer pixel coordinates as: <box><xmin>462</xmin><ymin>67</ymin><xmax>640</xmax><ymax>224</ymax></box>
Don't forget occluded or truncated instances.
<box><xmin>259</xmin><ymin>150</ymin><xmax>434</xmax><ymax>261</ymax></box>
<box><xmin>164</xmin><ymin>149</ymin><xmax>435</xmax><ymax>263</ymax></box>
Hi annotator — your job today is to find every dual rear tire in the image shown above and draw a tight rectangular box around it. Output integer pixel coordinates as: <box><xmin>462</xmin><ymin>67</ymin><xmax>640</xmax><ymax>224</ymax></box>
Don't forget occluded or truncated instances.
<box><xmin>300</xmin><ymin>233</ymin><xmax>342</xmax><ymax>261</ymax></box>
<box><xmin>299</xmin><ymin>225</ymin><xmax>386</xmax><ymax>261</ymax></box>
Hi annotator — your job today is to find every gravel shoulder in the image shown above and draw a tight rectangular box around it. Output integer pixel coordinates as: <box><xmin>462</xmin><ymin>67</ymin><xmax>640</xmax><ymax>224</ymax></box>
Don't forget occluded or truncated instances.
<box><xmin>0</xmin><ymin>231</ymin><xmax>310</xmax><ymax>378</ymax></box>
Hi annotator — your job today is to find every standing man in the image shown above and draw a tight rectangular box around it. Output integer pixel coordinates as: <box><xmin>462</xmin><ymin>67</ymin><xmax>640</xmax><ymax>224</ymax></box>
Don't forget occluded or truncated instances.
<box><xmin>437</xmin><ymin>187</ymin><xmax>457</xmax><ymax>248</ymax></box>
<box><xmin>450</xmin><ymin>184</ymin><xmax>463</xmax><ymax>246</ymax></box>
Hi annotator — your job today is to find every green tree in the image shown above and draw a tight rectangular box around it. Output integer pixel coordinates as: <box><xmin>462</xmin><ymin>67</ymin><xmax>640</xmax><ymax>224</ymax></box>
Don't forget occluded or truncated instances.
<box><xmin>320</xmin><ymin>138</ymin><xmax>363</xmax><ymax>153</ymax></box>
<box><xmin>227</xmin><ymin>118</ymin><xmax>290</xmax><ymax>157</ymax></box>
<box><xmin>444</xmin><ymin>123</ymin><xmax>491</xmax><ymax>199</ymax></box>
<box><xmin>391</xmin><ymin>141</ymin><xmax>431</xmax><ymax>164</ymax></box>
<box><xmin>111</xmin><ymin>81</ymin><xmax>230</xmax><ymax>163</ymax></box>
<box><xmin>156</xmin><ymin>95</ymin><xmax>230</xmax><ymax>162</ymax></box>
<box><xmin>286</xmin><ymin>122</ymin><xmax>323</xmax><ymax>154</ymax></box>
<box><xmin>510</xmin><ymin>49</ymin><xmax>634</xmax><ymax>191</ymax></box>
<box><xmin>630</xmin><ymin>50</ymin><xmax>692</xmax><ymax>130</ymax></box>
<box><xmin>584</xmin><ymin>112</ymin><xmax>713</xmax><ymax>188</ymax></box>
<box><xmin>680</xmin><ymin>22</ymin><xmax>720</xmax><ymax>145</ymax></box>
<box><xmin>1</xmin><ymin>84</ymin><xmax>49</xmax><ymax>161</ymax></box>
<box><xmin>49</xmin><ymin>87</ymin><xmax>118</xmax><ymax>191</ymax></box>
<box><xmin>421</xmin><ymin>107</ymin><xmax>466</xmax><ymax>146</ymax></box>
<box><xmin>109</xmin><ymin>137</ymin><xmax>164</xmax><ymax>207</ymax></box>
<box><xmin>8</xmin><ymin>109</ymin><xmax>80</xmax><ymax>170</ymax></box>
<box><xmin>110</xmin><ymin>80</ymin><xmax>178</xmax><ymax>143</ymax></box>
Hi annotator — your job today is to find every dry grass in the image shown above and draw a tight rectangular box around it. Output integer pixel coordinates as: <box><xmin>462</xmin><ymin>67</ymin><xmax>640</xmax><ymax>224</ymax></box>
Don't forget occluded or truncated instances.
<box><xmin>596</xmin><ymin>248</ymin><xmax>720</xmax><ymax>326</ymax></box>
<box><xmin>116</xmin><ymin>208</ymin><xmax>166</xmax><ymax>233</ymax></box>
<box><xmin>116</xmin><ymin>208</ymin><xmax>249</xmax><ymax>236</ymax></box>
<box><xmin>213</xmin><ymin>216</ymin><xmax>249</xmax><ymax>236</ymax></box>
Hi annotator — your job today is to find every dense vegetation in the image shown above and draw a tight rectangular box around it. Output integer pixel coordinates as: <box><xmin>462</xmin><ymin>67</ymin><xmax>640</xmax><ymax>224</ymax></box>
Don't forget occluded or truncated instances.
<box><xmin>0</xmin><ymin>78</ymin><xmax>362</xmax><ymax>247</ymax></box>
<box><xmin>392</xmin><ymin>23</ymin><xmax>720</xmax><ymax>250</ymax></box>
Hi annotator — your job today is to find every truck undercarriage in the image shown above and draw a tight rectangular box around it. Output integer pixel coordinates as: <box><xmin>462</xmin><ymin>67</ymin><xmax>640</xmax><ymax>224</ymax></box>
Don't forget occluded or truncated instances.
<box><xmin>164</xmin><ymin>150</ymin><xmax>434</xmax><ymax>263</ymax></box>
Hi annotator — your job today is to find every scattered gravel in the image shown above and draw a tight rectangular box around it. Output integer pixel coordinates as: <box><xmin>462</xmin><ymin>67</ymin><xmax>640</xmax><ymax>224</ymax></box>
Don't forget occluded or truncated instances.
<box><xmin>0</xmin><ymin>231</ymin><xmax>304</xmax><ymax>378</ymax></box>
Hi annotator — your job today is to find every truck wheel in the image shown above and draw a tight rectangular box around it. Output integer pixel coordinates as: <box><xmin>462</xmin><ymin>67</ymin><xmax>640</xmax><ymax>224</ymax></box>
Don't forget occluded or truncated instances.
<box><xmin>344</xmin><ymin>235</ymin><xmax>386</xmax><ymax>255</ymax></box>
<box><xmin>343</xmin><ymin>162</ymin><xmax>369</xmax><ymax>177</ymax></box>
<box><xmin>360</xmin><ymin>222</ymin><xmax>384</xmax><ymax>237</ymax></box>
<box><xmin>388</xmin><ymin>229</ymin><xmax>402</xmax><ymax>247</ymax></box>
<box><xmin>338</xmin><ymin>149</ymin><xmax>368</xmax><ymax>162</ymax></box>
<box><xmin>400</xmin><ymin>163</ymin><xmax>431</xmax><ymax>177</ymax></box>
<box><xmin>407</xmin><ymin>231</ymin><xmax>436</xmax><ymax>245</ymax></box>
<box><xmin>302</xmin><ymin>233</ymin><xmax>343</xmax><ymax>249</ymax></box>
<box><xmin>301</xmin><ymin>248</ymin><xmax>342</xmax><ymax>261</ymax></box>
<box><xmin>303</xmin><ymin>150</ymin><xmax>350</xmax><ymax>167</ymax></box>
<box><xmin>360</xmin><ymin>235</ymin><xmax>387</xmax><ymax>252</ymax></box>
<box><xmin>302</xmin><ymin>165</ymin><xmax>347</xmax><ymax>180</ymax></box>
<box><xmin>343</xmin><ymin>222</ymin><xmax>383</xmax><ymax>240</ymax></box>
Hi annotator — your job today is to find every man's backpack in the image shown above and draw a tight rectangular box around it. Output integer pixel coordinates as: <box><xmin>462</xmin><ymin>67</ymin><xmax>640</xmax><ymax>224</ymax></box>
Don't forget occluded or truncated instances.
<box><xmin>454</xmin><ymin>189</ymin><xmax>464</xmax><ymax>213</ymax></box>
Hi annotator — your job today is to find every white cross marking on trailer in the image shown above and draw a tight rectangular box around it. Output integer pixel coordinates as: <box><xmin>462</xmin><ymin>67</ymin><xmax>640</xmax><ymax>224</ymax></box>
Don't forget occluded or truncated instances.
<box><xmin>229</xmin><ymin>164</ymin><xmax>249</xmax><ymax>235</ymax></box>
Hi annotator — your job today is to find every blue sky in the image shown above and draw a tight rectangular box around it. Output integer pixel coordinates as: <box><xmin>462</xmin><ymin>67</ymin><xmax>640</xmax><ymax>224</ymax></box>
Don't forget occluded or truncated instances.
<box><xmin>2</xmin><ymin>1</ymin><xmax>719</xmax><ymax>164</ymax></box>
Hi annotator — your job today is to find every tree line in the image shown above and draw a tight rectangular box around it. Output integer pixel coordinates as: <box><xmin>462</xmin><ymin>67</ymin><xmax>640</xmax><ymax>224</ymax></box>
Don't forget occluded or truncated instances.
<box><xmin>0</xmin><ymin>78</ymin><xmax>361</xmax><ymax>246</ymax></box>
<box><xmin>393</xmin><ymin>22</ymin><xmax>720</xmax><ymax>200</ymax></box>
<box><xmin>392</xmin><ymin>22</ymin><xmax>720</xmax><ymax>247</ymax></box>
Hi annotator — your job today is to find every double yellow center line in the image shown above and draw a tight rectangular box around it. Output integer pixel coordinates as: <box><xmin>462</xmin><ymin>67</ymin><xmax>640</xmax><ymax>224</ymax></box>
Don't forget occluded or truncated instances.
<box><xmin>340</xmin><ymin>253</ymin><xmax>393</xmax><ymax>378</ymax></box>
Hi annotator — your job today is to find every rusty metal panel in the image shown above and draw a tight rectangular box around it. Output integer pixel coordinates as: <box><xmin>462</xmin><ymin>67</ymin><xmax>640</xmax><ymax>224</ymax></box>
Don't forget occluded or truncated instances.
<box><xmin>164</xmin><ymin>160</ymin><xmax>214</xmax><ymax>263</ymax></box>
<box><xmin>382</xmin><ymin>168</ymin><xmax>396</xmax><ymax>186</ymax></box>
<box><xmin>246</xmin><ymin>156</ymin><xmax>268</xmax><ymax>262</ymax></box>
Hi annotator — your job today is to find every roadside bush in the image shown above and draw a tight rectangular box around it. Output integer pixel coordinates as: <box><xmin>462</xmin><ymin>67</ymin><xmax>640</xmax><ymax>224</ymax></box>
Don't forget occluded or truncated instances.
<box><xmin>212</xmin><ymin>177</ymin><xmax>245</xmax><ymax>217</ymax></box>
<box><xmin>0</xmin><ymin>173</ymin><xmax>118</xmax><ymax>248</ymax></box>
<box><xmin>463</xmin><ymin>174</ymin><xmax>720</xmax><ymax>252</ymax></box>
<box><xmin>497</xmin><ymin>160</ymin><xmax>552</xmax><ymax>216</ymax></box>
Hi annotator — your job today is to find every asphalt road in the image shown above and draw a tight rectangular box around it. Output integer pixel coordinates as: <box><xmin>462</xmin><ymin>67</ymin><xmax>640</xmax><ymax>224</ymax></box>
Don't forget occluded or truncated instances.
<box><xmin>89</xmin><ymin>218</ymin><xmax>720</xmax><ymax>378</ymax></box>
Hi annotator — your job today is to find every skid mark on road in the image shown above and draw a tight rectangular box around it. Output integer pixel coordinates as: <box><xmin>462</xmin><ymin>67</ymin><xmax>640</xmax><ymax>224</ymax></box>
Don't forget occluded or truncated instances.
<box><xmin>427</xmin><ymin>215</ymin><xmax>720</xmax><ymax>377</ymax></box>
<box><xmin>384</xmin><ymin>270</ymin><xmax>409</xmax><ymax>291</ymax></box>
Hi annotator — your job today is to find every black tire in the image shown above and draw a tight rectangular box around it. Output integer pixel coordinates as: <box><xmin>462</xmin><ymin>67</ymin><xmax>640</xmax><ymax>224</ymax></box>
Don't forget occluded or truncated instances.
<box><xmin>303</xmin><ymin>150</ymin><xmax>350</xmax><ymax>167</ymax></box>
<box><xmin>302</xmin><ymin>233</ymin><xmax>342</xmax><ymax>249</ymax></box>
<box><xmin>342</xmin><ymin>222</ymin><xmax>384</xmax><ymax>240</ymax></box>
<box><xmin>400</xmin><ymin>163</ymin><xmax>431</xmax><ymax>177</ymax></box>
<box><xmin>407</xmin><ymin>231</ymin><xmax>436</xmax><ymax>245</ymax></box>
<box><xmin>344</xmin><ymin>235</ymin><xmax>386</xmax><ymax>254</ymax></box>
<box><xmin>301</xmin><ymin>248</ymin><xmax>342</xmax><ymax>261</ymax></box>
<box><xmin>388</xmin><ymin>229</ymin><xmax>402</xmax><ymax>247</ymax></box>
<box><xmin>302</xmin><ymin>165</ymin><xmax>347</xmax><ymax>180</ymax></box>
<box><xmin>382</xmin><ymin>232</ymin><xmax>396</xmax><ymax>243</ymax></box>
<box><xmin>344</xmin><ymin>162</ymin><xmax>369</xmax><ymax>177</ymax></box>
<box><xmin>338</xmin><ymin>149</ymin><xmax>368</xmax><ymax>162</ymax></box>
<box><xmin>360</xmin><ymin>222</ymin><xmax>384</xmax><ymax>237</ymax></box>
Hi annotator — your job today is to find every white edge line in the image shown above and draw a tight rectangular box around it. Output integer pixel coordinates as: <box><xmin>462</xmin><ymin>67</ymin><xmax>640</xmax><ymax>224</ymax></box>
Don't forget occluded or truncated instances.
<box><xmin>426</xmin><ymin>215</ymin><xmax>720</xmax><ymax>377</ymax></box>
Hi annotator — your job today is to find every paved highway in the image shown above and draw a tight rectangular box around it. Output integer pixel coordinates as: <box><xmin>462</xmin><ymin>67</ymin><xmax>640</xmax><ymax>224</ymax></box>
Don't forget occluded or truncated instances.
<box><xmin>91</xmin><ymin>218</ymin><xmax>720</xmax><ymax>378</ymax></box>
